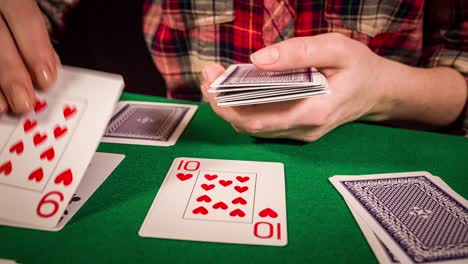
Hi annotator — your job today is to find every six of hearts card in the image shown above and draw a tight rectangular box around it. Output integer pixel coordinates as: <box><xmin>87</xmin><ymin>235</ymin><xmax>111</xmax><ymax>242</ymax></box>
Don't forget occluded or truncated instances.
<box><xmin>0</xmin><ymin>66</ymin><xmax>123</xmax><ymax>228</ymax></box>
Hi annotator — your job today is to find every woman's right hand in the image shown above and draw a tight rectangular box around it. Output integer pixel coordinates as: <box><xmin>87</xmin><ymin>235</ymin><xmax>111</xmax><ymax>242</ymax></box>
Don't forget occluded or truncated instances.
<box><xmin>0</xmin><ymin>0</ymin><xmax>60</xmax><ymax>114</ymax></box>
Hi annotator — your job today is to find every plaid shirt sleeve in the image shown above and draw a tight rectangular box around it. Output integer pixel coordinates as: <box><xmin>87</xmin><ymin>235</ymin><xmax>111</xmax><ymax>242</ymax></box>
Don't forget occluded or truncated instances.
<box><xmin>420</xmin><ymin>1</ymin><xmax>468</xmax><ymax>135</ymax></box>
<box><xmin>36</xmin><ymin>0</ymin><xmax>78</xmax><ymax>37</ymax></box>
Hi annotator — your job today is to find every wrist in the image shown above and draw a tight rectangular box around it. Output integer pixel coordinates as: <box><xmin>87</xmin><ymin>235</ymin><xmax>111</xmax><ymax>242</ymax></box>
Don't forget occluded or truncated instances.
<box><xmin>362</xmin><ymin>55</ymin><xmax>403</xmax><ymax>122</ymax></box>
<box><xmin>364</xmin><ymin>58</ymin><xmax>467</xmax><ymax>128</ymax></box>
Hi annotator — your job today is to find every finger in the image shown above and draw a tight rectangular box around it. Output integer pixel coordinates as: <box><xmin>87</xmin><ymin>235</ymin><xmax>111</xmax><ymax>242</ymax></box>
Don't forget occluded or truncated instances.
<box><xmin>251</xmin><ymin>122</ymin><xmax>336</xmax><ymax>142</ymax></box>
<box><xmin>1</xmin><ymin>0</ymin><xmax>59</xmax><ymax>90</ymax></box>
<box><xmin>201</xmin><ymin>63</ymin><xmax>225</xmax><ymax>99</ymax></box>
<box><xmin>200</xmin><ymin>64</ymin><xmax>241</xmax><ymax>120</ymax></box>
<box><xmin>0</xmin><ymin>15</ymin><xmax>35</xmax><ymax>113</ymax></box>
<box><xmin>250</xmin><ymin>33</ymin><xmax>353</xmax><ymax>71</ymax></box>
<box><xmin>0</xmin><ymin>90</ymin><xmax>8</xmax><ymax>113</ymax></box>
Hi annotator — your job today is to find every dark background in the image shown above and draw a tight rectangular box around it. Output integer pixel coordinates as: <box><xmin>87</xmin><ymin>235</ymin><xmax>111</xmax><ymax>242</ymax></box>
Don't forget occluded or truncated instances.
<box><xmin>54</xmin><ymin>0</ymin><xmax>166</xmax><ymax>97</ymax></box>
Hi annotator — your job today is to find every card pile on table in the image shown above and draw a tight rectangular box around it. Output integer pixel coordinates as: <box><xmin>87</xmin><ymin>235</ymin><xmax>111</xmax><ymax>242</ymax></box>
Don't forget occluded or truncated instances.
<box><xmin>101</xmin><ymin>101</ymin><xmax>197</xmax><ymax>147</ymax></box>
<box><xmin>209</xmin><ymin>63</ymin><xmax>329</xmax><ymax>107</ymax></box>
<box><xmin>329</xmin><ymin>171</ymin><xmax>468</xmax><ymax>264</ymax></box>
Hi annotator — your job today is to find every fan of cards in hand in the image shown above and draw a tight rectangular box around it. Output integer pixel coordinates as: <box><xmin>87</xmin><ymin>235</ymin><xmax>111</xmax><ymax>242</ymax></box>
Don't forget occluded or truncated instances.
<box><xmin>209</xmin><ymin>64</ymin><xmax>329</xmax><ymax>107</ymax></box>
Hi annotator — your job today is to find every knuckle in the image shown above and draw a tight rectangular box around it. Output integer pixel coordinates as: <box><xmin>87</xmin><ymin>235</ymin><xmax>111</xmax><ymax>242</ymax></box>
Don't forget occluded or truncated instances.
<box><xmin>306</xmin><ymin>109</ymin><xmax>331</xmax><ymax>127</ymax></box>
<box><xmin>28</xmin><ymin>7</ymin><xmax>44</xmax><ymax>23</ymax></box>
<box><xmin>240</xmin><ymin>119</ymin><xmax>265</xmax><ymax>134</ymax></box>
<box><xmin>313</xmin><ymin>113</ymin><xmax>330</xmax><ymax>126</ymax></box>
<box><xmin>327</xmin><ymin>33</ymin><xmax>350</xmax><ymax>57</ymax></box>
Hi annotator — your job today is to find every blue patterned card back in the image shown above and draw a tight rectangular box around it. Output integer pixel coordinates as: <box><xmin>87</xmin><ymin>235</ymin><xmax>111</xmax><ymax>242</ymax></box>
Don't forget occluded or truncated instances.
<box><xmin>104</xmin><ymin>103</ymin><xmax>189</xmax><ymax>141</ymax></box>
<box><xmin>342</xmin><ymin>176</ymin><xmax>467</xmax><ymax>263</ymax></box>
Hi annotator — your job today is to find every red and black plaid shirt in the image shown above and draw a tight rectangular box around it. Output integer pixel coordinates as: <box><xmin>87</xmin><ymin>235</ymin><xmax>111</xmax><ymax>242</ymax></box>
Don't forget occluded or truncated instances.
<box><xmin>40</xmin><ymin>0</ymin><xmax>468</xmax><ymax>134</ymax></box>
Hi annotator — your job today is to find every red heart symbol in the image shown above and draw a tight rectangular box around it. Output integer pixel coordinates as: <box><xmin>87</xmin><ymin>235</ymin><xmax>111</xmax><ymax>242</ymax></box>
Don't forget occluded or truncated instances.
<box><xmin>177</xmin><ymin>173</ymin><xmax>193</xmax><ymax>181</ymax></box>
<box><xmin>232</xmin><ymin>197</ymin><xmax>247</xmax><ymax>205</ymax></box>
<box><xmin>192</xmin><ymin>206</ymin><xmax>208</xmax><ymax>215</ymax></box>
<box><xmin>201</xmin><ymin>184</ymin><xmax>215</xmax><ymax>191</ymax></box>
<box><xmin>236</xmin><ymin>176</ymin><xmax>250</xmax><ymax>183</ymax></box>
<box><xmin>0</xmin><ymin>161</ymin><xmax>12</xmax><ymax>176</ymax></box>
<box><xmin>229</xmin><ymin>209</ymin><xmax>246</xmax><ymax>217</ymax></box>
<box><xmin>213</xmin><ymin>201</ymin><xmax>228</xmax><ymax>210</ymax></box>
<box><xmin>63</xmin><ymin>105</ymin><xmax>77</xmax><ymax>119</ymax></box>
<box><xmin>33</xmin><ymin>132</ymin><xmax>47</xmax><ymax>146</ymax></box>
<box><xmin>234</xmin><ymin>186</ymin><xmax>248</xmax><ymax>193</ymax></box>
<box><xmin>53</xmin><ymin>125</ymin><xmax>68</xmax><ymax>139</ymax></box>
<box><xmin>23</xmin><ymin>119</ymin><xmax>38</xmax><ymax>133</ymax></box>
<box><xmin>219</xmin><ymin>180</ymin><xmax>232</xmax><ymax>187</ymax></box>
<box><xmin>28</xmin><ymin>168</ymin><xmax>44</xmax><ymax>182</ymax></box>
<box><xmin>204</xmin><ymin>174</ymin><xmax>218</xmax><ymax>181</ymax></box>
<box><xmin>196</xmin><ymin>195</ymin><xmax>212</xmax><ymax>203</ymax></box>
<box><xmin>34</xmin><ymin>99</ymin><xmax>47</xmax><ymax>113</ymax></box>
<box><xmin>9</xmin><ymin>141</ymin><xmax>24</xmax><ymax>155</ymax></box>
<box><xmin>54</xmin><ymin>169</ymin><xmax>73</xmax><ymax>186</ymax></box>
<box><xmin>259</xmin><ymin>208</ymin><xmax>278</xmax><ymax>218</ymax></box>
<box><xmin>40</xmin><ymin>147</ymin><xmax>55</xmax><ymax>161</ymax></box>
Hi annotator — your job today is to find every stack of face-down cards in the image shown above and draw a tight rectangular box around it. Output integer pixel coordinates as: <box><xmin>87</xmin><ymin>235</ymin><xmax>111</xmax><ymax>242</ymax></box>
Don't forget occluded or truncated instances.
<box><xmin>329</xmin><ymin>171</ymin><xmax>468</xmax><ymax>264</ymax></box>
<box><xmin>209</xmin><ymin>64</ymin><xmax>329</xmax><ymax>107</ymax></box>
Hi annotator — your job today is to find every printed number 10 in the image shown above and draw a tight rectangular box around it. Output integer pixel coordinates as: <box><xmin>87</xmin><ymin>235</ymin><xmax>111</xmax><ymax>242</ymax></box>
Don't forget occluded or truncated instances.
<box><xmin>177</xmin><ymin>159</ymin><xmax>200</xmax><ymax>171</ymax></box>
<box><xmin>254</xmin><ymin>222</ymin><xmax>281</xmax><ymax>240</ymax></box>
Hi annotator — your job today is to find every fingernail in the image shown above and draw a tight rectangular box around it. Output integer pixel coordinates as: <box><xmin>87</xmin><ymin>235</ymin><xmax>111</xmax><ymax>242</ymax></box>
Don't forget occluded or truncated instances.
<box><xmin>11</xmin><ymin>86</ymin><xmax>32</xmax><ymax>112</ymax></box>
<box><xmin>250</xmin><ymin>47</ymin><xmax>279</xmax><ymax>65</ymax></box>
<box><xmin>36</xmin><ymin>62</ymin><xmax>55</xmax><ymax>89</ymax></box>
<box><xmin>41</xmin><ymin>65</ymin><xmax>52</xmax><ymax>81</ymax></box>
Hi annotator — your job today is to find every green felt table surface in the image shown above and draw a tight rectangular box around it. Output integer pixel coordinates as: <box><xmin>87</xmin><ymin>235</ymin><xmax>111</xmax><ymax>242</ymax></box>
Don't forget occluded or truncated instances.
<box><xmin>1</xmin><ymin>92</ymin><xmax>467</xmax><ymax>264</ymax></box>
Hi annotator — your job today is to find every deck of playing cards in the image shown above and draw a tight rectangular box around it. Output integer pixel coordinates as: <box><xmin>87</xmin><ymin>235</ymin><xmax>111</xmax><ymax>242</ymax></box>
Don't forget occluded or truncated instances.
<box><xmin>139</xmin><ymin>157</ymin><xmax>287</xmax><ymax>246</ymax></box>
<box><xmin>329</xmin><ymin>172</ymin><xmax>468</xmax><ymax>264</ymax></box>
<box><xmin>0</xmin><ymin>66</ymin><xmax>124</xmax><ymax>230</ymax></box>
<box><xmin>209</xmin><ymin>64</ymin><xmax>329</xmax><ymax>107</ymax></box>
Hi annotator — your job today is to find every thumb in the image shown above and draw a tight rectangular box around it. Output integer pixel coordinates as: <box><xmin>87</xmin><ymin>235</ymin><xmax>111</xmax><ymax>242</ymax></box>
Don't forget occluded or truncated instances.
<box><xmin>250</xmin><ymin>33</ymin><xmax>350</xmax><ymax>72</ymax></box>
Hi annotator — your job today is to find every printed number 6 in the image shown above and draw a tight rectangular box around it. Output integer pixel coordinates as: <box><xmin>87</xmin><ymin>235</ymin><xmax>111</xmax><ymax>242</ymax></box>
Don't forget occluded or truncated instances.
<box><xmin>36</xmin><ymin>191</ymin><xmax>64</xmax><ymax>218</ymax></box>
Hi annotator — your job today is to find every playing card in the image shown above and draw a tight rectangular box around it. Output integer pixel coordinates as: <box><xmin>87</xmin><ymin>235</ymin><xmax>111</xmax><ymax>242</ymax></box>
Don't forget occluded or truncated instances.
<box><xmin>330</xmin><ymin>172</ymin><xmax>468</xmax><ymax>264</ymax></box>
<box><xmin>101</xmin><ymin>101</ymin><xmax>197</xmax><ymax>146</ymax></box>
<box><xmin>217</xmin><ymin>90</ymin><xmax>329</xmax><ymax>107</ymax></box>
<box><xmin>0</xmin><ymin>66</ymin><xmax>124</xmax><ymax>228</ymax></box>
<box><xmin>0</xmin><ymin>152</ymin><xmax>124</xmax><ymax>231</ymax></box>
<box><xmin>209</xmin><ymin>64</ymin><xmax>326</xmax><ymax>90</ymax></box>
<box><xmin>139</xmin><ymin>157</ymin><xmax>287</xmax><ymax>246</ymax></box>
<box><xmin>216</xmin><ymin>86</ymin><xmax>325</xmax><ymax>102</ymax></box>
<box><xmin>0</xmin><ymin>97</ymin><xmax>85</xmax><ymax>191</ymax></box>
<box><xmin>347</xmin><ymin>175</ymin><xmax>463</xmax><ymax>264</ymax></box>
<box><xmin>348</xmin><ymin>199</ymin><xmax>399</xmax><ymax>264</ymax></box>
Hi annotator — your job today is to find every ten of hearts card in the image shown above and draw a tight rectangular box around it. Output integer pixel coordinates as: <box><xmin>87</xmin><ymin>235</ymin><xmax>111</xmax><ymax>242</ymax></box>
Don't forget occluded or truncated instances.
<box><xmin>139</xmin><ymin>157</ymin><xmax>287</xmax><ymax>246</ymax></box>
